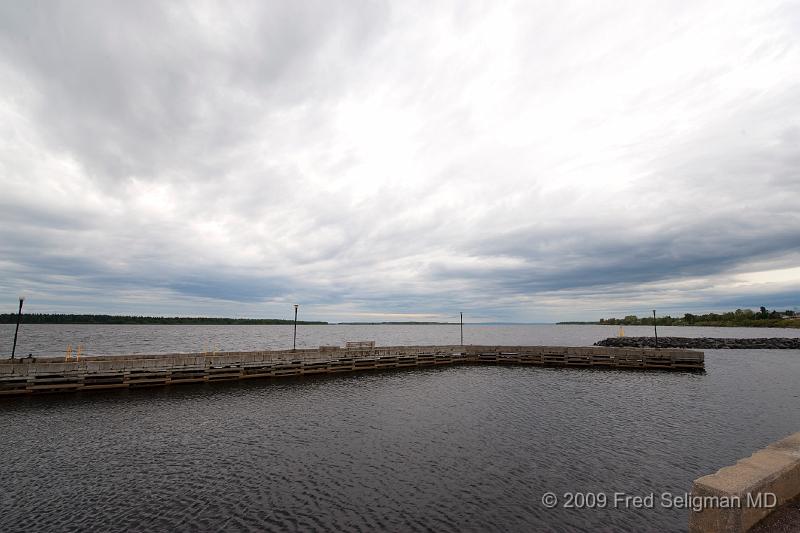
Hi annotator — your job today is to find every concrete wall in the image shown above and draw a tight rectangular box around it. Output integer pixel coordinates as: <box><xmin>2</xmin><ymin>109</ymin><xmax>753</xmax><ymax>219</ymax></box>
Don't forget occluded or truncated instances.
<box><xmin>689</xmin><ymin>432</ymin><xmax>800</xmax><ymax>532</ymax></box>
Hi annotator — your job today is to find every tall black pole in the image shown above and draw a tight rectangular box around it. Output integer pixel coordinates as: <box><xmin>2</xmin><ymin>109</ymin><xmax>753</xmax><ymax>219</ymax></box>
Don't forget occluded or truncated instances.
<box><xmin>293</xmin><ymin>304</ymin><xmax>298</xmax><ymax>351</ymax></box>
<box><xmin>460</xmin><ymin>312</ymin><xmax>463</xmax><ymax>346</ymax></box>
<box><xmin>653</xmin><ymin>309</ymin><xmax>658</xmax><ymax>349</ymax></box>
<box><xmin>11</xmin><ymin>297</ymin><xmax>24</xmax><ymax>360</ymax></box>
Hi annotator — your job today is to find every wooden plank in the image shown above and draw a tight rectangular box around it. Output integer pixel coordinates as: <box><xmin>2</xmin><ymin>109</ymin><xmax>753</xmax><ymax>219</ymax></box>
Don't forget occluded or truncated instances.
<box><xmin>0</xmin><ymin>389</ymin><xmax>32</xmax><ymax>396</ymax></box>
<box><xmin>27</xmin><ymin>382</ymin><xmax>84</xmax><ymax>390</ymax></box>
<box><xmin>81</xmin><ymin>383</ymin><xmax>130</xmax><ymax>390</ymax></box>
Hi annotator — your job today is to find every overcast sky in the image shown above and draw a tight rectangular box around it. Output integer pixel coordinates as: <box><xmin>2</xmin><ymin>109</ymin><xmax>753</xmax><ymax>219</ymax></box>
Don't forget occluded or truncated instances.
<box><xmin>1</xmin><ymin>1</ymin><xmax>798</xmax><ymax>322</ymax></box>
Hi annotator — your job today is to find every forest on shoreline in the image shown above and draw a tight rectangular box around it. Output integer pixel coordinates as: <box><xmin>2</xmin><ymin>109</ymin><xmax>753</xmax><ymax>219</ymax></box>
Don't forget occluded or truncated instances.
<box><xmin>559</xmin><ymin>307</ymin><xmax>800</xmax><ymax>328</ymax></box>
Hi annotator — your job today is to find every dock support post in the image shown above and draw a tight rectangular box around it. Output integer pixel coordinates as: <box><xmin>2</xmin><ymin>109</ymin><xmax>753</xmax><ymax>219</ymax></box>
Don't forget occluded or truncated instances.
<box><xmin>293</xmin><ymin>304</ymin><xmax>299</xmax><ymax>351</ymax></box>
<box><xmin>460</xmin><ymin>312</ymin><xmax>463</xmax><ymax>346</ymax></box>
<box><xmin>11</xmin><ymin>296</ymin><xmax>24</xmax><ymax>360</ymax></box>
<box><xmin>653</xmin><ymin>309</ymin><xmax>658</xmax><ymax>349</ymax></box>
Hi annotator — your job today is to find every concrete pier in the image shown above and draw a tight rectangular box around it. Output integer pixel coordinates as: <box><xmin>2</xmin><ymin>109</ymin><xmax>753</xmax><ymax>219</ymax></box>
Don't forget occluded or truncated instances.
<box><xmin>0</xmin><ymin>344</ymin><xmax>703</xmax><ymax>397</ymax></box>
<box><xmin>689</xmin><ymin>432</ymin><xmax>800</xmax><ymax>532</ymax></box>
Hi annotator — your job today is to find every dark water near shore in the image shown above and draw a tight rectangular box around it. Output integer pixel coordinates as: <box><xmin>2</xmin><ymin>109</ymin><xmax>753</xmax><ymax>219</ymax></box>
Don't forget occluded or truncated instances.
<box><xmin>1</xmin><ymin>325</ymin><xmax>800</xmax><ymax>532</ymax></box>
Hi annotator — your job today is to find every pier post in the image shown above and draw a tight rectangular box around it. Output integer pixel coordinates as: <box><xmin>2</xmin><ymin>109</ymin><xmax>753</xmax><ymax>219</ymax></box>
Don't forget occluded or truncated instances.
<box><xmin>293</xmin><ymin>304</ymin><xmax>299</xmax><ymax>351</ymax></box>
<box><xmin>11</xmin><ymin>296</ymin><xmax>24</xmax><ymax>360</ymax></box>
<box><xmin>653</xmin><ymin>309</ymin><xmax>658</xmax><ymax>349</ymax></box>
<box><xmin>460</xmin><ymin>312</ymin><xmax>463</xmax><ymax>346</ymax></box>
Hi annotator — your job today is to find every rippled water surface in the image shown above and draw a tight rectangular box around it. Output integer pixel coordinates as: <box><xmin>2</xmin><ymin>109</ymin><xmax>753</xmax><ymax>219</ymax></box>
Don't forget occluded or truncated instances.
<box><xmin>1</xmin><ymin>325</ymin><xmax>799</xmax><ymax>532</ymax></box>
<box><xmin>3</xmin><ymin>323</ymin><xmax>800</xmax><ymax>356</ymax></box>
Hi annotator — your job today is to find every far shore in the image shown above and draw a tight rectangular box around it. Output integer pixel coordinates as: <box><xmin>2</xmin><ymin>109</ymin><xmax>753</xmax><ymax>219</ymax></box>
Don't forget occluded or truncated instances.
<box><xmin>2</xmin><ymin>311</ymin><xmax>799</xmax><ymax>328</ymax></box>
<box><xmin>559</xmin><ymin>321</ymin><xmax>800</xmax><ymax>329</ymax></box>
<box><xmin>559</xmin><ymin>308</ymin><xmax>800</xmax><ymax>329</ymax></box>
<box><xmin>0</xmin><ymin>313</ymin><xmax>327</xmax><ymax>326</ymax></box>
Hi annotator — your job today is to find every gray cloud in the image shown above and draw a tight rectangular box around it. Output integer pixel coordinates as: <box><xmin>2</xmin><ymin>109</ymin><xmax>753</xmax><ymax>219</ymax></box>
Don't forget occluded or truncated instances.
<box><xmin>0</xmin><ymin>1</ymin><xmax>386</xmax><ymax>181</ymax></box>
<box><xmin>1</xmin><ymin>0</ymin><xmax>799</xmax><ymax>321</ymax></box>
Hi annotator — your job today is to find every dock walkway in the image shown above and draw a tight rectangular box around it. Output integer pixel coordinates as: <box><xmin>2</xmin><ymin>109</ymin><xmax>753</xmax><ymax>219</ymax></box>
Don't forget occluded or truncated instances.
<box><xmin>0</xmin><ymin>344</ymin><xmax>704</xmax><ymax>396</ymax></box>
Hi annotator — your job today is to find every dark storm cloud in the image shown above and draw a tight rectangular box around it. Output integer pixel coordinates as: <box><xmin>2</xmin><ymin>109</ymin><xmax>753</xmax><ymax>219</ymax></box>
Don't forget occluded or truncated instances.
<box><xmin>450</xmin><ymin>222</ymin><xmax>800</xmax><ymax>295</ymax></box>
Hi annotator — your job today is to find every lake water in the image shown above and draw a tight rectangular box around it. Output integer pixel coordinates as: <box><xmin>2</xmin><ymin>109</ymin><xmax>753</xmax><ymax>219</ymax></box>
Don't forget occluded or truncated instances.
<box><xmin>1</xmin><ymin>324</ymin><xmax>799</xmax><ymax>532</ymax></box>
<box><xmin>3</xmin><ymin>323</ymin><xmax>800</xmax><ymax>357</ymax></box>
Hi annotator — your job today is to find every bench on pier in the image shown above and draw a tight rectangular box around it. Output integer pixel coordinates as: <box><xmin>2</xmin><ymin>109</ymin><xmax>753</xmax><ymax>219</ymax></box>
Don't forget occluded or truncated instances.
<box><xmin>345</xmin><ymin>341</ymin><xmax>375</xmax><ymax>349</ymax></box>
<box><xmin>344</xmin><ymin>341</ymin><xmax>376</xmax><ymax>355</ymax></box>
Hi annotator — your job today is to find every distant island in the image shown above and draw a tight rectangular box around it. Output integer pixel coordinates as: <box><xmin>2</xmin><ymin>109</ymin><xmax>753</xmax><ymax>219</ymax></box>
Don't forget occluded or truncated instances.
<box><xmin>0</xmin><ymin>313</ymin><xmax>328</xmax><ymax>325</ymax></box>
<box><xmin>558</xmin><ymin>307</ymin><xmax>799</xmax><ymax>328</ymax></box>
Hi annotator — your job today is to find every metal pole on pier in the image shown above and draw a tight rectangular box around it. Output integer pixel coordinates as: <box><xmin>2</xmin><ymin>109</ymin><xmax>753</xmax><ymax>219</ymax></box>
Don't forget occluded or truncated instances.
<box><xmin>653</xmin><ymin>309</ymin><xmax>658</xmax><ymax>349</ymax></box>
<box><xmin>460</xmin><ymin>312</ymin><xmax>463</xmax><ymax>346</ymax></box>
<box><xmin>11</xmin><ymin>296</ymin><xmax>24</xmax><ymax>360</ymax></box>
<box><xmin>293</xmin><ymin>304</ymin><xmax>299</xmax><ymax>351</ymax></box>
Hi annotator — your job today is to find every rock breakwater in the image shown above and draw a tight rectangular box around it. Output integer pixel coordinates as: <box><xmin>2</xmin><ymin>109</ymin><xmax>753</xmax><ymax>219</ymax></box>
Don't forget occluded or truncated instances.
<box><xmin>595</xmin><ymin>337</ymin><xmax>800</xmax><ymax>349</ymax></box>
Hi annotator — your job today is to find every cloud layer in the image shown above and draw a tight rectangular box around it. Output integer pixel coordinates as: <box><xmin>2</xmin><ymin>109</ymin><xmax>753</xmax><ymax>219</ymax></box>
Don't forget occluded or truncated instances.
<box><xmin>1</xmin><ymin>0</ymin><xmax>798</xmax><ymax>321</ymax></box>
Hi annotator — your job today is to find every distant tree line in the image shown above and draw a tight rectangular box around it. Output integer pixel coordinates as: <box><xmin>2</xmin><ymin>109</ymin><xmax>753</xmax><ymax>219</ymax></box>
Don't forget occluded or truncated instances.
<box><xmin>337</xmin><ymin>321</ymin><xmax>452</xmax><ymax>325</ymax></box>
<box><xmin>0</xmin><ymin>313</ymin><xmax>328</xmax><ymax>325</ymax></box>
<box><xmin>562</xmin><ymin>307</ymin><xmax>798</xmax><ymax>328</ymax></box>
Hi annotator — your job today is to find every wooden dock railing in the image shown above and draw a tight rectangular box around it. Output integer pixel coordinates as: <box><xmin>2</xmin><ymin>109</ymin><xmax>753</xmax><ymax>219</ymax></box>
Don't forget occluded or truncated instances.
<box><xmin>0</xmin><ymin>344</ymin><xmax>703</xmax><ymax>397</ymax></box>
